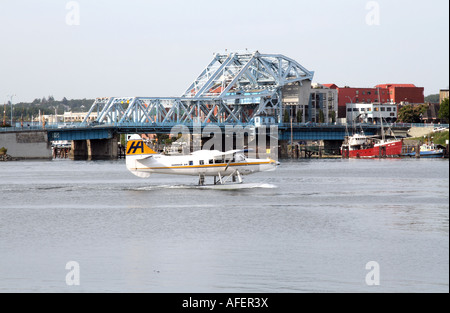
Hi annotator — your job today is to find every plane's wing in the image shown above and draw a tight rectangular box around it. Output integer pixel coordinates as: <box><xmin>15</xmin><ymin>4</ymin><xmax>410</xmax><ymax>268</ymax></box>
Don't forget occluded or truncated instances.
<box><xmin>214</xmin><ymin>149</ymin><xmax>253</xmax><ymax>156</ymax></box>
<box><xmin>139</xmin><ymin>155</ymin><xmax>154</xmax><ymax>160</ymax></box>
<box><xmin>190</xmin><ymin>149</ymin><xmax>253</xmax><ymax>157</ymax></box>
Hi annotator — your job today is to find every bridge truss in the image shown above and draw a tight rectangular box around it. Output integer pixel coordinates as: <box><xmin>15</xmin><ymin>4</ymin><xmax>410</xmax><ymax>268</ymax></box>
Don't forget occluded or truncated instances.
<box><xmin>82</xmin><ymin>51</ymin><xmax>314</xmax><ymax>127</ymax></box>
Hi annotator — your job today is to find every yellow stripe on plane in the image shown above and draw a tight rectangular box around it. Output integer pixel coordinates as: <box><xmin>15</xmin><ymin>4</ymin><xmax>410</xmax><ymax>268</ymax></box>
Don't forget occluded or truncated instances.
<box><xmin>136</xmin><ymin>161</ymin><xmax>273</xmax><ymax>170</ymax></box>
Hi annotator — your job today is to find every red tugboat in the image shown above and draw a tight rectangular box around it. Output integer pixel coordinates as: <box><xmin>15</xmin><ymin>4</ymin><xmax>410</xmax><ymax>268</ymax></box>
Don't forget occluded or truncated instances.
<box><xmin>341</xmin><ymin>132</ymin><xmax>403</xmax><ymax>158</ymax></box>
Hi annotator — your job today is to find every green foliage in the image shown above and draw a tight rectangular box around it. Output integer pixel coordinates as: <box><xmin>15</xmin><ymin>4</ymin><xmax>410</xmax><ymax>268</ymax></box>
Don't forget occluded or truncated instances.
<box><xmin>330</xmin><ymin>111</ymin><xmax>336</xmax><ymax>123</ymax></box>
<box><xmin>156</xmin><ymin>134</ymin><xmax>171</xmax><ymax>145</ymax></box>
<box><xmin>438</xmin><ymin>98</ymin><xmax>449</xmax><ymax>123</ymax></box>
<box><xmin>318</xmin><ymin>109</ymin><xmax>325</xmax><ymax>123</ymax></box>
<box><xmin>297</xmin><ymin>110</ymin><xmax>303</xmax><ymax>123</ymax></box>
<box><xmin>424</xmin><ymin>94</ymin><xmax>440</xmax><ymax>103</ymax></box>
<box><xmin>0</xmin><ymin>147</ymin><xmax>7</xmax><ymax>155</ymax></box>
<box><xmin>398</xmin><ymin>104</ymin><xmax>427</xmax><ymax>123</ymax></box>
<box><xmin>3</xmin><ymin>96</ymin><xmax>95</xmax><ymax>122</ymax></box>
<box><xmin>283</xmin><ymin>109</ymin><xmax>290</xmax><ymax>123</ymax></box>
<box><xmin>432</xmin><ymin>131</ymin><xmax>449</xmax><ymax>146</ymax></box>
<box><xmin>120</xmin><ymin>134</ymin><xmax>127</xmax><ymax>147</ymax></box>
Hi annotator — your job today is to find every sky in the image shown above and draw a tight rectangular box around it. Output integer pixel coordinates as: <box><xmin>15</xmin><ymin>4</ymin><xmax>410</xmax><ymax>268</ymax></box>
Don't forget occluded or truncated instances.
<box><xmin>0</xmin><ymin>0</ymin><xmax>448</xmax><ymax>103</ymax></box>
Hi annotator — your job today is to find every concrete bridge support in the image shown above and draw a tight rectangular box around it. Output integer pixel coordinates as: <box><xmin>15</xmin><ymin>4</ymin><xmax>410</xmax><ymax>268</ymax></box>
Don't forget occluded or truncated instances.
<box><xmin>70</xmin><ymin>140</ymin><xmax>88</xmax><ymax>160</ymax></box>
<box><xmin>0</xmin><ymin>131</ymin><xmax>52</xmax><ymax>159</ymax></box>
<box><xmin>70</xmin><ymin>134</ymin><xmax>119</xmax><ymax>160</ymax></box>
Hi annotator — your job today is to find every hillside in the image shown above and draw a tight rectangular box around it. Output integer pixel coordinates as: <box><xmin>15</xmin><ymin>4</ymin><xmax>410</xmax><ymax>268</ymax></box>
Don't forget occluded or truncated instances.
<box><xmin>2</xmin><ymin>97</ymin><xmax>95</xmax><ymax>122</ymax></box>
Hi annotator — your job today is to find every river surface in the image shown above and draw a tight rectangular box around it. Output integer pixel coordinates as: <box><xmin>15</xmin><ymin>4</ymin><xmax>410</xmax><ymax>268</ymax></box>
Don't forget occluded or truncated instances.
<box><xmin>0</xmin><ymin>158</ymin><xmax>448</xmax><ymax>293</ymax></box>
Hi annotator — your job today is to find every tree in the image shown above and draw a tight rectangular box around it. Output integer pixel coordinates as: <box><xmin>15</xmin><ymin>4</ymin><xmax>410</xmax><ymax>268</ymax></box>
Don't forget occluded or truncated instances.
<box><xmin>297</xmin><ymin>109</ymin><xmax>303</xmax><ymax>123</ymax></box>
<box><xmin>283</xmin><ymin>109</ymin><xmax>290</xmax><ymax>123</ymax></box>
<box><xmin>398</xmin><ymin>104</ymin><xmax>427</xmax><ymax>123</ymax></box>
<box><xmin>439</xmin><ymin>98</ymin><xmax>449</xmax><ymax>123</ymax></box>
<box><xmin>330</xmin><ymin>111</ymin><xmax>336</xmax><ymax>123</ymax></box>
<box><xmin>424</xmin><ymin>94</ymin><xmax>440</xmax><ymax>103</ymax></box>
<box><xmin>318</xmin><ymin>109</ymin><xmax>325</xmax><ymax>123</ymax></box>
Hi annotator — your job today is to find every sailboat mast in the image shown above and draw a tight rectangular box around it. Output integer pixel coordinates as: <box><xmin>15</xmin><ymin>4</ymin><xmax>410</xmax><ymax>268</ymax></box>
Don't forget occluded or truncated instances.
<box><xmin>378</xmin><ymin>87</ymin><xmax>386</xmax><ymax>142</ymax></box>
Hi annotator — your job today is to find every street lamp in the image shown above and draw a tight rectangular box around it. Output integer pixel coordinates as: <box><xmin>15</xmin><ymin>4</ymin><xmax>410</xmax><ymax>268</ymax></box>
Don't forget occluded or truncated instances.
<box><xmin>7</xmin><ymin>94</ymin><xmax>16</xmax><ymax>126</ymax></box>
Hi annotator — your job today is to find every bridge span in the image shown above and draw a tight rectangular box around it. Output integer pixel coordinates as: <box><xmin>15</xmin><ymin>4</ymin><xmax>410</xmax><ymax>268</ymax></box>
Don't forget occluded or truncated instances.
<box><xmin>45</xmin><ymin>122</ymin><xmax>384</xmax><ymax>142</ymax></box>
<box><xmin>1</xmin><ymin>122</ymin><xmax>443</xmax><ymax>160</ymax></box>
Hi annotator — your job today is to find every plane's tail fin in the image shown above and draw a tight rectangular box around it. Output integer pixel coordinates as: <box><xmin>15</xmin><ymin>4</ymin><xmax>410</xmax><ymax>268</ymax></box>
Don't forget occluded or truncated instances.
<box><xmin>126</xmin><ymin>135</ymin><xmax>158</xmax><ymax>157</ymax></box>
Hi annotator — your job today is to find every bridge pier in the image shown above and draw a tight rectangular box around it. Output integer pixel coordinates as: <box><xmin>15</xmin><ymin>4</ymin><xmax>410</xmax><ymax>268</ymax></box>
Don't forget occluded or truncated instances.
<box><xmin>0</xmin><ymin>130</ymin><xmax>52</xmax><ymax>160</ymax></box>
<box><xmin>70</xmin><ymin>140</ymin><xmax>88</xmax><ymax>160</ymax></box>
<box><xmin>70</xmin><ymin>134</ymin><xmax>119</xmax><ymax>160</ymax></box>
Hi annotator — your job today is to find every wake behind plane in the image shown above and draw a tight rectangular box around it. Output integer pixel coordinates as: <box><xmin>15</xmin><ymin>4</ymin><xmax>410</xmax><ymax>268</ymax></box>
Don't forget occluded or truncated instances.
<box><xmin>126</xmin><ymin>135</ymin><xmax>279</xmax><ymax>186</ymax></box>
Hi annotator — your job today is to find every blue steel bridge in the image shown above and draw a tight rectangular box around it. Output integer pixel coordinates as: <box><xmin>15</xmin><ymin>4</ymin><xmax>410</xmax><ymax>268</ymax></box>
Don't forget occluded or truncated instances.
<box><xmin>1</xmin><ymin>51</ymin><xmax>436</xmax><ymax>155</ymax></box>
<box><xmin>48</xmin><ymin>51</ymin><xmax>318</xmax><ymax>141</ymax></box>
<box><xmin>44</xmin><ymin>50</ymin><xmax>370</xmax><ymax>142</ymax></box>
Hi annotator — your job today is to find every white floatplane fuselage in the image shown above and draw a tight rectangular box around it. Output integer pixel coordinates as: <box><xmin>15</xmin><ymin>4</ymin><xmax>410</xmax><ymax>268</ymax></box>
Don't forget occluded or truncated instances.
<box><xmin>125</xmin><ymin>135</ymin><xmax>279</xmax><ymax>184</ymax></box>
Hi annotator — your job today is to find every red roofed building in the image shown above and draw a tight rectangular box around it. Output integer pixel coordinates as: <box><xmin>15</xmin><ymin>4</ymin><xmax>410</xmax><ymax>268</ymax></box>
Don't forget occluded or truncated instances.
<box><xmin>375</xmin><ymin>84</ymin><xmax>424</xmax><ymax>105</ymax></box>
<box><xmin>324</xmin><ymin>83</ymin><xmax>425</xmax><ymax>118</ymax></box>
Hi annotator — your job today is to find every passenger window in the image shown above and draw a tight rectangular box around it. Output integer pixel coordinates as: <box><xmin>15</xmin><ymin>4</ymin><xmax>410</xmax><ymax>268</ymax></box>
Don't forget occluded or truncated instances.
<box><xmin>199</xmin><ymin>160</ymin><xmax>204</xmax><ymax>165</ymax></box>
<box><xmin>209</xmin><ymin>159</ymin><xmax>214</xmax><ymax>164</ymax></box>
<box><xmin>189</xmin><ymin>161</ymin><xmax>193</xmax><ymax>166</ymax></box>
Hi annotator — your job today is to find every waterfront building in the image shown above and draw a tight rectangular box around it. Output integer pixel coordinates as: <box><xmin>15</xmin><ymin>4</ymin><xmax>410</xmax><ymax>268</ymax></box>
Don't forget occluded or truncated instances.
<box><xmin>33</xmin><ymin>112</ymin><xmax>98</xmax><ymax>124</ymax></box>
<box><xmin>324</xmin><ymin>83</ymin><xmax>424</xmax><ymax>118</ymax></box>
<box><xmin>440</xmin><ymin>89</ymin><xmax>449</xmax><ymax>104</ymax></box>
<box><xmin>62</xmin><ymin>112</ymin><xmax>98</xmax><ymax>123</ymax></box>
<box><xmin>375</xmin><ymin>84</ymin><xmax>425</xmax><ymax>105</ymax></box>
<box><xmin>346</xmin><ymin>102</ymin><xmax>398</xmax><ymax>124</ymax></box>
<box><xmin>282</xmin><ymin>83</ymin><xmax>338</xmax><ymax>124</ymax></box>
<box><xmin>306</xmin><ymin>83</ymin><xmax>338</xmax><ymax>123</ymax></box>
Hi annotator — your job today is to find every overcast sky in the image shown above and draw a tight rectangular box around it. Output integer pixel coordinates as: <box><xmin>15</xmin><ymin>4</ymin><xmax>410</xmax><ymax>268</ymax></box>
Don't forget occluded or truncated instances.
<box><xmin>0</xmin><ymin>0</ymin><xmax>448</xmax><ymax>103</ymax></box>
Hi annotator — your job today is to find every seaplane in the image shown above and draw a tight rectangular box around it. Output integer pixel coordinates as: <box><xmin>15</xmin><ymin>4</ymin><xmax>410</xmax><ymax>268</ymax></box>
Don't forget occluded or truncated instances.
<box><xmin>126</xmin><ymin>134</ymin><xmax>279</xmax><ymax>186</ymax></box>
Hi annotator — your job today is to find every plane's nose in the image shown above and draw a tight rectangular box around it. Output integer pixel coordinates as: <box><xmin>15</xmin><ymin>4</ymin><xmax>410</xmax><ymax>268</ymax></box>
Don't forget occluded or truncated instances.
<box><xmin>269</xmin><ymin>159</ymin><xmax>281</xmax><ymax>166</ymax></box>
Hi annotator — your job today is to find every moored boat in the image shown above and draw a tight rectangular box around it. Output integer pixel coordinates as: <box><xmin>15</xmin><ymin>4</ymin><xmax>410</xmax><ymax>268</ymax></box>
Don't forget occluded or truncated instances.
<box><xmin>403</xmin><ymin>143</ymin><xmax>445</xmax><ymax>158</ymax></box>
<box><xmin>341</xmin><ymin>132</ymin><xmax>403</xmax><ymax>158</ymax></box>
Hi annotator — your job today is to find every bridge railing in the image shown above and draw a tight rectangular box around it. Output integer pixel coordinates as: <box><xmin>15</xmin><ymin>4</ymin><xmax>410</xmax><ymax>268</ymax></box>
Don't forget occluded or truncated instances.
<box><xmin>280</xmin><ymin>122</ymin><xmax>450</xmax><ymax>129</ymax></box>
<box><xmin>0</xmin><ymin>124</ymin><xmax>59</xmax><ymax>132</ymax></box>
<box><xmin>1</xmin><ymin>121</ymin><xmax>448</xmax><ymax>133</ymax></box>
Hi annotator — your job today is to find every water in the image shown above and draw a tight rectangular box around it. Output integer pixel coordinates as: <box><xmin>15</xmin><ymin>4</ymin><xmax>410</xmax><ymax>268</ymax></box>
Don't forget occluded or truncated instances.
<box><xmin>0</xmin><ymin>158</ymin><xmax>448</xmax><ymax>293</ymax></box>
